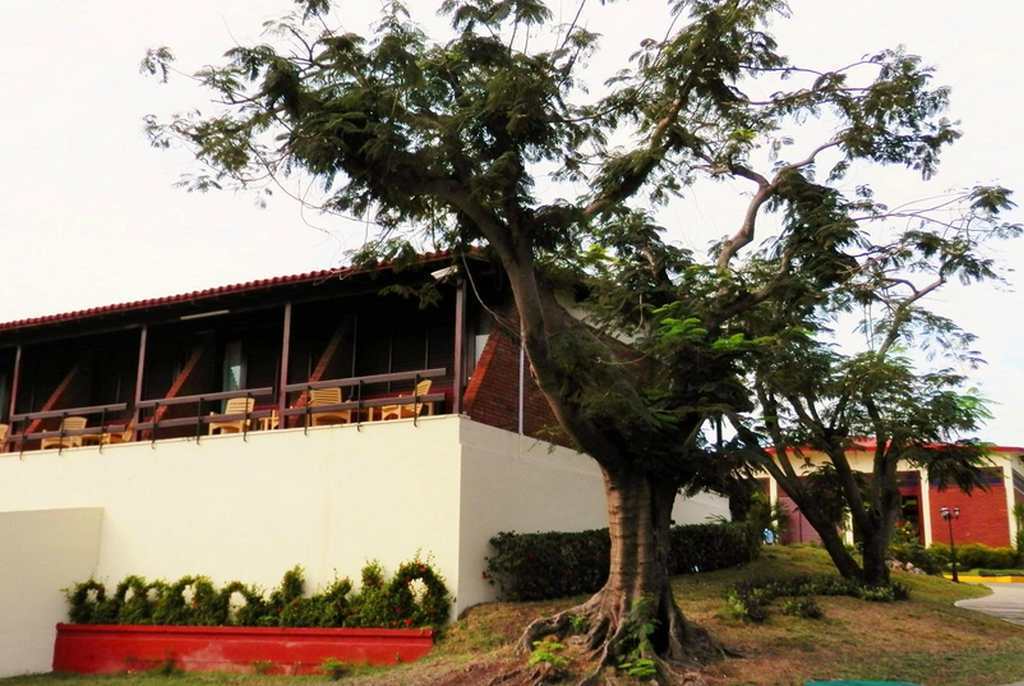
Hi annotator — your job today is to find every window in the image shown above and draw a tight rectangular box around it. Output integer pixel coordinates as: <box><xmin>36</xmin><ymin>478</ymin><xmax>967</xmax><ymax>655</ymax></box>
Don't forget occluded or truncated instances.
<box><xmin>222</xmin><ymin>341</ymin><xmax>246</xmax><ymax>392</ymax></box>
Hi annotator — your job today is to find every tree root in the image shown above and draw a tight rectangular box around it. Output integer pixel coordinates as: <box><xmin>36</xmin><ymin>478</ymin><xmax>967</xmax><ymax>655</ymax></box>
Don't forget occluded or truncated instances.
<box><xmin>499</xmin><ymin>587</ymin><xmax>731</xmax><ymax>685</ymax></box>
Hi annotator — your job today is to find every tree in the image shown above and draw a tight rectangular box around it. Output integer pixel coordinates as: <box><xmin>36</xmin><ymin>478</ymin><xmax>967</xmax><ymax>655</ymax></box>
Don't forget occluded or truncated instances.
<box><xmin>724</xmin><ymin>185</ymin><xmax>1018</xmax><ymax>585</ymax></box>
<box><xmin>142</xmin><ymin>0</ymin><xmax>1018</xmax><ymax>677</ymax></box>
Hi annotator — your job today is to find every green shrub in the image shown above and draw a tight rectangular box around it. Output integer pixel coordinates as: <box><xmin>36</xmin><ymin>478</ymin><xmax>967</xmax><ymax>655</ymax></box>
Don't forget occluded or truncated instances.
<box><xmin>151</xmin><ymin>575</ymin><xmax>223</xmax><ymax>626</ymax></box>
<box><xmin>64</xmin><ymin>556</ymin><xmax>450</xmax><ymax>631</ymax></box>
<box><xmin>889</xmin><ymin>542</ymin><xmax>942</xmax><ymax>575</ymax></box>
<box><xmin>321</xmin><ymin>657</ymin><xmax>348</xmax><ymax>681</ymax></box>
<box><xmin>781</xmin><ymin>597</ymin><xmax>823</xmax><ymax>619</ymax></box>
<box><xmin>65</xmin><ymin>580</ymin><xmax>109</xmax><ymax>624</ymax></box>
<box><xmin>528</xmin><ymin>638</ymin><xmax>568</xmax><ymax>670</ymax></box>
<box><xmin>486</xmin><ymin>522</ymin><xmax>761</xmax><ymax>601</ymax></box>
<box><xmin>723</xmin><ymin>573</ymin><xmax>907</xmax><ymax>622</ymax></box>
<box><xmin>978</xmin><ymin>568</ymin><xmax>1024</xmax><ymax>576</ymax></box>
<box><xmin>930</xmin><ymin>542</ymin><xmax>1019</xmax><ymax>569</ymax></box>
<box><xmin>724</xmin><ymin>588</ymin><xmax>768</xmax><ymax>623</ymax></box>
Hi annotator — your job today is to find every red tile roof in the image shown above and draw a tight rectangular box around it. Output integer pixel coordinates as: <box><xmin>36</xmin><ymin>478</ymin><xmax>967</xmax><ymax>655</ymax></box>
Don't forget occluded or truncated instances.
<box><xmin>0</xmin><ymin>251</ymin><xmax>457</xmax><ymax>334</ymax></box>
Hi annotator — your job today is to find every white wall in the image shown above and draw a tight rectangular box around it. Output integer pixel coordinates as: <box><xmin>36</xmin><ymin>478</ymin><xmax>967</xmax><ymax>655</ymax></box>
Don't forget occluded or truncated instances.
<box><xmin>0</xmin><ymin>414</ymin><xmax>729</xmax><ymax>660</ymax></box>
<box><xmin>454</xmin><ymin>420</ymin><xmax>729</xmax><ymax>611</ymax></box>
<box><xmin>0</xmin><ymin>507</ymin><xmax>102</xmax><ymax>677</ymax></box>
<box><xmin>0</xmin><ymin>417</ymin><xmax>463</xmax><ymax>611</ymax></box>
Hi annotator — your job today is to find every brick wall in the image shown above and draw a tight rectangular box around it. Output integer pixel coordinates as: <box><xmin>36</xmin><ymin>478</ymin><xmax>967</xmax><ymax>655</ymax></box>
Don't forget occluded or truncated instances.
<box><xmin>463</xmin><ymin>325</ymin><xmax>569</xmax><ymax>446</ymax></box>
<box><xmin>929</xmin><ymin>468</ymin><xmax>1011</xmax><ymax>547</ymax></box>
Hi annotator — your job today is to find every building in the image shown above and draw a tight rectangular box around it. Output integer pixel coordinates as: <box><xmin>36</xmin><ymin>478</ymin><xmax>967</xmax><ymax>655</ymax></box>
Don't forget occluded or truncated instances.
<box><xmin>758</xmin><ymin>441</ymin><xmax>1024</xmax><ymax>547</ymax></box>
<box><xmin>0</xmin><ymin>253</ymin><xmax>728</xmax><ymax>676</ymax></box>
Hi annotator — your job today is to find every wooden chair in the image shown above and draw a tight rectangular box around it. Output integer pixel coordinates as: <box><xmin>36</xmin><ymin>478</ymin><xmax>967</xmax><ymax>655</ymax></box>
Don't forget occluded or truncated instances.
<box><xmin>377</xmin><ymin>379</ymin><xmax>433</xmax><ymax>421</ymax></box>
<box><xmin>208</xmin><ymin>397</ymin><xmax>255</xmax><ymax>435</ymax></box>
<box><xmin>81</xmin><ymin>427</ymin><xmax>134</xmax><ymax>446</ymax></box>
<box><xmin>309</xmin><ymin>387</ymin><xmax>352</xmax><ymax>426</ymax></box>
<box><xmin>40</xmin><ymin>416</ymin><xmax>88</xmax><ymax>450</ymax></box>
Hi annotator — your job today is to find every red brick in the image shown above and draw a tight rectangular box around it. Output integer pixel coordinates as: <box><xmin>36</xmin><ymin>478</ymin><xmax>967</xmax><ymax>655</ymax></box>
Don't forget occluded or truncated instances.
<box><xmin>929</xmin><ymin>469</ymin><xmax>1010</xmax><ymax>547</ymax></box>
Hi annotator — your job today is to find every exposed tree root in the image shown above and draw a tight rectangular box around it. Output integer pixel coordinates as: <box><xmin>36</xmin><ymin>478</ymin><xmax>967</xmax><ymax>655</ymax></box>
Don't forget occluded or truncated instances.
<box><xmin>496</xmin><ymin>585</ymin><xmax>729</xmax><ymax>686</ymax></box>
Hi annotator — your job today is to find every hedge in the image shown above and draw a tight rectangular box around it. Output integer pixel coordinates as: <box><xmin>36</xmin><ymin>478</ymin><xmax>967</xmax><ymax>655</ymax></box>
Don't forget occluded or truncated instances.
<box><xmin>64</xmin><ymin>557</ymin><xmax>451</xmax><ymax>630</ymax></box>
<box><xmin>486</xmin><ymin>522</ymin><xmax>761</xmax><ymax>601</ymax></box>
<box><xmin>928</xmin><ymin>543</ymin><xmax>1020</xmax><ymax>570</ymax></box>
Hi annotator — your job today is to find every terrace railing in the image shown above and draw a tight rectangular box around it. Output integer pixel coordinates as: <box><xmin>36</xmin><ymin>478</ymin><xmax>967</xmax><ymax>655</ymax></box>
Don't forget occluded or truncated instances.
<box><xmin>282</xmin><ymin>368</ymin><xmax>447</xmax><ymax>427</ymax></box>
<box><xmin>134</xmin><ymin>387</ymin><xmax>275</xmax><ymax>441</ymax></box>
<box><xmin>3</xmin><ymin>369</ymin><xmax>450</xmax><ymax>452</ymax></box>
<box><xmin>5</xmin><ymin>402</ymin><xmax>130</xmax><ymax>451</ymax></box>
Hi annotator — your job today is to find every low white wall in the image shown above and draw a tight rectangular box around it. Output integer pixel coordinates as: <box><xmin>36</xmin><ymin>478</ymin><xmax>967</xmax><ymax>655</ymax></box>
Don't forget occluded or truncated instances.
<box><xmin>0</xmin><ymin>507</ymin><xmax>102</xmax><ymax>677</ymax></box>
<box><xmin>454</xmin><ymin>420</ymin><xmax>730</xmax><ymax>611</ymax></box>
<box><xmin>0</xmin><ymin>417</ymin><xmax>462</xmax><ymax>613</ymax></box>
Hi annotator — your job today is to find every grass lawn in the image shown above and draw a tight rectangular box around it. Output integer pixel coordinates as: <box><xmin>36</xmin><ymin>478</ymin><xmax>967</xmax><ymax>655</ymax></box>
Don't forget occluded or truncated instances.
<box><xmin>3</xmin><ymin>546</ymin><xmax>1021</xmax><ymax>686</ymax></box>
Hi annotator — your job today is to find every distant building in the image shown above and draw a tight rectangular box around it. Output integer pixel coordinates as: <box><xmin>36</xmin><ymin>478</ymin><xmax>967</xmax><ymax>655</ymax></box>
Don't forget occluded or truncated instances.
<box><xmin>757</xmin><ymin>440</ymin><xmax>1024</xmax><ymax>547</ymax></box>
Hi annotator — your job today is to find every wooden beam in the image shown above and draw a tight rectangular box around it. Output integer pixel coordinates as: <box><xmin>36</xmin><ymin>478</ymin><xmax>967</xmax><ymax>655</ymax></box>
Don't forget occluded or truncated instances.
<box><xmin>277</xmin><ymin>303</ymin><xmax>292</xmax><ymax>428</ymax></box>
<box><xmin>151</xmin><ymin>345</ymin><xmax>206</xmax><ymax>425</ymax></box>
<box><xmin>453</xmin><ymin>279</ymin><xmax>466</xmax><ymax>415</ymax></box>
<box><xmin>25</xmin><ymin>363</ymin><xmax>81</xmax><ymax>435</ymax></box>
<box><xmin>3</xmin><ymin>345</ymin><xmax>21</xmax><ymax>452</ymax></box>
<box><xmin>7</xmin><ymin>345</ymin><xmax>21</xmax><ymax>423</ymax></box>
<box><xmin>294</xmin><ymin>323</ymin><xmax>347</xmax><ymax>407</ymax></box>
<box><xmin>131</xmin><ymin>326</ymin><xmax>148</xmax><ymax>441</ymax></box>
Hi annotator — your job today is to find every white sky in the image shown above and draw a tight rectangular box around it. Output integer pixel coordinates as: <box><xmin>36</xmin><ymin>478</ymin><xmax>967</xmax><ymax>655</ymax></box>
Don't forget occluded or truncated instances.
<box><xmin>0</xmin><ymin>1</ymin><xmax>1020</xmax><ymax>442</ymax></box>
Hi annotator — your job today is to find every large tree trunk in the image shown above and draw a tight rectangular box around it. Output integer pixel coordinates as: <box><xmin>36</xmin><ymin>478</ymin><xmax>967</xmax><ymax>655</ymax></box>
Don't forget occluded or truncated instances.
<box><xmin>860</xmin><ymin>528</ymin><xmax>891</xmax><ymax>586</ymax></box>
<box><xmin>811</xmin><ymin>519</ymin><xmax>864</xmax><ymax>582</ymax></box>
<box><xmin>519</xmin><ymin>467</ymin><xmax>716</xmax><ymax>681</ymax></box>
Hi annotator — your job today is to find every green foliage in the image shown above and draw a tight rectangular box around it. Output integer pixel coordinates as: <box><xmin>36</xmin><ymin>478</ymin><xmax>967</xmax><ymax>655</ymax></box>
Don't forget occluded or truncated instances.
<box><xmin>889</xmin><ymin>542</ymin><xmax>942</xmax><ymax>575</ymax></box>
<box><xmin>977</xmin><ymin>569</ymin><xmax>1024</xmax><ymax>577</ymax></box>
<box><xmin>929</xmin><ymin>543</ymin><xmax>1020</xmax><ymax>570</ymax></box>
<box><xmin>486</xmin><ymin>522</ymin><xmax>761</xmax><ymax>601</ymax></box>
<box><xmin>614</xmin><ymin>596</ymin><xmax>660</xmax><ymax>676</ymax></box>
<box><xmin>64</xmin><ymin>580</ymin><xmax>109</xmax><ymax>625</ymax></box>
<box><xmin>320</xmin><ymin>657</ymin><xmax>348</xmax><ymax>681</ymax></box>
<box><xmin>151</xmin><ymin>575</ymin><xmax>224</xmax><ymax>626</ymax></box>
<box><xmin>724</xmin><ymin>573</ymin><xmax>907</xmax><ymax>623</ymax></box>
<box><xmin>528</xmin><ymin>638</ymin><xmax>568</xmax><ymax>670</ymax></box>
<box><xmin>1014</xmin><ymin>504</ymin><xmax>1024</xmax><ymax>554</ymax></box>
<box><xmin>568</xmin><ymin>613</ymin><xmax>588</xmax><ymax>633</ymax></box>
<box><xmin>618</xmin><ymin>656</ymin><xmax>658</xmax><ymax>679</ymax></box>
<box><xmin>780</xmin><ymin>597</ymin><xmax>823</xmax><ymax>619</ymax></box>
<box><xmin>64</xmin><ymin>556</ymin><xmax>450</xmax><ymax>630</ymax></box>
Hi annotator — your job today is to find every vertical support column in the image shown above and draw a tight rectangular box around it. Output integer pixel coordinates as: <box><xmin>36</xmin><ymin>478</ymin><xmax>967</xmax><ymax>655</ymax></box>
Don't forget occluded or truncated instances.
<box><xmin>452</xmin><ymin>279</ymin><xmax>466</xmax><ymax>415</ymax></box>
<box><xmin>4</xmin><ymin>345</ymin><xmax>22</xmax><ymax>452</ymax></box>
<box><xmin>277</xmin><ymin>302</ymin><xmax>292</xmax><ymax>429</ymax></box>
<box><xmin>1003</xmin><ymin>458</ymin><xmax>1017</xmax><ymax>548</ymax></box>
<box><xmin>131</xmin><ymin>326</ymin><xmax>148</xmax><ymax>442</ymax></box>
<box><xmin>518</xmin><ymin>341</ymin><xmax>525</xmax><ymax>436</ymax></box>
<box><xmin>919</xmin><ymin>466</ymin><xmax>933</xmax><ymax>547</ymax></box>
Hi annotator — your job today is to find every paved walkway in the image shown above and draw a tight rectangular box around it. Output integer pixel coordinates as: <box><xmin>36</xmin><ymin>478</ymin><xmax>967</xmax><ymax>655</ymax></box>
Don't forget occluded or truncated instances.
<box><xmin>954</xmin><ymin>583</ymin><xmax>1024</xmax><ymax>626</ymax></box>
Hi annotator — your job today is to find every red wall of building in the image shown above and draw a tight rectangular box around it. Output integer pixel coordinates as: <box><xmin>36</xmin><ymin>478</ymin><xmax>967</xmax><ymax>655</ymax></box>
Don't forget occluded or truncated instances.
<box><xmin>778</xmin><ymin>494</ymin><xmax>822</xmax><ymax>545</ymax></box>
<box><xmin>463</xmin><ymin>326</ymin><xmax>569</xmax><ymax>446</ymax></box>
<box><xmin>929</xmin><ymin>469</ymin><xmax>1010</xmax><ymax>547</ymax></box>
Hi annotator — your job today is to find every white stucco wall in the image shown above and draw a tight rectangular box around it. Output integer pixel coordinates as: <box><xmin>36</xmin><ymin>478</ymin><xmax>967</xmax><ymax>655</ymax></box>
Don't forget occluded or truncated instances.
<box><xmin>0</xmin><ymin>417</ymin><xmax>463</xmax><ymax>611</ymax></box>
<box><xmin>0</xmin><ymin>414</ymin><xmax>728</xmax><ymax>668</ymax></box>
<box><xmin>0</xmin><ymin>507</ymin><xmax>102</xmax><ymax>677</ymax></box>
<box><xmin>454</xmin><ymin>420</ymin><xmax>730</xmax><ymax>611</ymax></box>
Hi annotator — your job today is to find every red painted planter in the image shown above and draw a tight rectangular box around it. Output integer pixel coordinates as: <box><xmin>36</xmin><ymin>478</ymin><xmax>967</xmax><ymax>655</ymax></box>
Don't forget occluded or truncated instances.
<box><xmin>53</xmin><ymin>623</ymin><xmax>434</xmax><ymax>675</ymax></box>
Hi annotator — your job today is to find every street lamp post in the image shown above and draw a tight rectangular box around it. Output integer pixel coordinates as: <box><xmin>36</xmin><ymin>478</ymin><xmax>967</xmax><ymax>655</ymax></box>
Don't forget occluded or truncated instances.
<box><xmin>940</xmin><ymin>506</ymin><xmax>961</xmax><ymax>583</ymax></box>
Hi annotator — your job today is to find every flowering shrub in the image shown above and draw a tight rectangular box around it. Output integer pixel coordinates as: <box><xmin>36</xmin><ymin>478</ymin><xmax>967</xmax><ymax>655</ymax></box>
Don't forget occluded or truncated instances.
<box><xmin>486</xmin><ymin>522</ymin><xmax>761</xmax><ymax>601</ymax></box>
<box><xmin>64</xmin><ymin>556</ymin><xmax>450</xmax><ymax>630</ymax></box>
